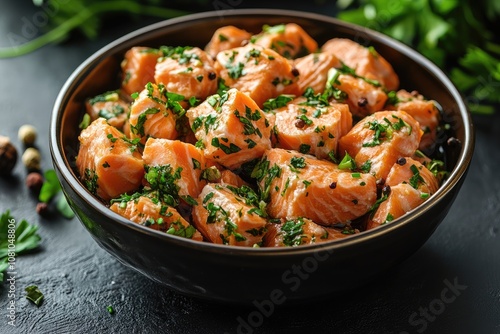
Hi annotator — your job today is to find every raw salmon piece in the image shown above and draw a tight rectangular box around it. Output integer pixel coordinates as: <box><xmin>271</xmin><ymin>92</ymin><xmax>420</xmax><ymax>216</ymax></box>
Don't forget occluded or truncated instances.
<box><xmin>385</xmin><ymin>157</ymin><xmax>439</xmax><ymax>194</ymax></box>
<box><xmin>85</xmin><ymin>90</ymin><xmax>130</xmax><ymax>130</ymax></box>
<box><xmin>218</xmin><ymin>169</ymin><xmax>249</xmax><ymax>188</ymax></box>
<box><xmin>333</xmin><ymin>73</ymin><xmax>388</xmax><ymax>118</ymax></box>
<box><xmin>255</xmin><ymin>148</ymin><xmax>377</xmax><ymax>226</ymax></box>
<box><xmin>205</xmin><ymin>26</ymin><xmax>252</xmax><ymax>59</ymax></box>
<box><xmin>214</xmin><ymin>44</ymin><xmax>301</xmax><ymax>107</ymax></box>
<box><xmin>76</xmin><ymin>118</ymin><xmax>144</xmax><ymax>202</ymax></box>
<box><xmin>129</xmin><ymin>82</ymin><xmax>179</xmax><ymax>142</ymax></box>
<box><xmin>272</xmin><ymin>97</ymin><xmax>352</xmax><ymax>160</ymax></box>
<box><xmin>154</xmin><ymin>46</ymin><xmax>217</xmax><ymax>100</ymax></box>
<box><xmin>142</xmin><ymin>138</ymin><xmax>208</xmax><ymax>200</ymax></box>
<box><xmin>192</xmin><ymin>183</ymin><xmax>268</xmax><ymax>247</ymax></box>
<box><xmin>263</xmin><ymin>217</ymin><xmax>349</xmax><ymax>247</ymax></box>
<box><xmin>338</xmin><ymin>110</ymin><xmax>422</xmax><ymax>181</ymax></box>
<box><xmin>322</xmin><ymin>38</ymin><xmax>399</xmax><ymax>91</ymax></box>
<box><xmin>387</xmin><ymin>89</ymin><xmax>440</xmax><ymax>152</ymax></box>
<box><xmin>294</xmin><ymin>52</ymin><xmax>341</xmax><ymax>94</ymax></box>
<box><xmin>186</xmin><ymin>88</ymin><xmax>272</xmax><ymax>169</ymax></box>
<box><xmin>366</xmin><ymin>183</ymin><xmax>425</xmax><ymax>230</ymax></box>
<box><xmin>121</xmin><ymin>47</ymin><xmax>161</xmax><ymax>96</ymax></box>
<box><xmin>252</xmin><ymin>23</ymin><xmax>318</xmax><ymax>59</ymax></box>
<box><xmin>367</xmin><ymin>157</ymin><xmax>439</xmax><ymax>230</ymax></box>
<box><xmin>110</xmin><ymin>195</ymin><xmax>203</xmax><ymax>241</ymax></box>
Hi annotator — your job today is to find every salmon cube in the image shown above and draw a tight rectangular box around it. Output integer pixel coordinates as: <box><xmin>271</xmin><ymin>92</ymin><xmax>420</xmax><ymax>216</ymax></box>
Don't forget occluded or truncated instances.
<box><xmin>338</xmin><ymin>111</ymin><xmax>423</xmax><ymax>181</ymax></box>
<box><xmin>322</xmin><ymin>38</ymin><xmax>399</xmax><ymax>91</ymax></box>
<box><xmin>271</xmin><ymin>97</ymin><xmax>352</xmax><ymax>160</ymax></box>
<box><xmin>205</xmin><ymin>26</ymin><xmax>252</xmax><ymax>59</ymax></box>
<box><xmin>366</xmin><ymin>183</ymin><xmax>424</xmax><ymax>230</ymax></box>
<box><xmin>121</xmin><ymin>47</ymin><xmax>161</xmax><ymax>96</ymax></box>
<box><xmin>387</xmin><ymin>89</ymin><xmax>440</xmax><ymax>152</ymax></box>
<box><xmin>110</xmin><ymin>195</ymin><xmax>203</xmax><ymax>241</ymax></box>
<box><xmin>263</xmin><ymin>217</ymin><xmax>349</xmax><ymax>247</ymax></box>
<box><xmin>142</xmin><ymin>138</ymin><xmax>209</xmax><ymax>201</ymax></box>
<box><xmin>251</xmin><ymin>23</ymin><xmax>318</xmax><ymax>59</ymax></box>
<box><xmin>385</xmin><ymin>157</ymin><xmax>439</xmax><ymax>194</ymax></box>
<box><xmin>294</xmin><ymin>52</ymin><xmax>341</xmax><ymax>94</ymax></box>
<box><xmin>332</xmin><ymin>72</ymin><xmax>388</xmax><ymax>118</ymax></box>
<box><xmin>154</xmin><ymin>46</ymin><xmax>217</xmax><ymax>100</ymax></box>
<box><xmin>76</xmin><ymin>118</ymin><xmax>144</xmax><ymax>201</ymax></box>
<box><xmin>186</xmin><ymin>88</ymin><xmax>271</xmax><ymax>169</ymax></box>
<box><xmin>192</xmin><ymin>183</ymin><xmax>268</xmax><ymax>247</ymax></box>
<box><xmin>129</xmin><ymin>82</ymin><xmax>179</xmax><ymax>142</ymax></box>
<box><xmin>214</xmin><ymin>44</ymin><xmax>301</xmax><ymax>107</ymax></box>
<box><xmin>255</xmin><ymin>148</ymin><xmax>377</xmax><ymax>226</ymax></box>
<box><xmin>85</xmin><ymin>90</ymin><xmax>130</xmax><ymax>131</ymax></box>
<box><xmin>367</xmin><ymin>157</ymin><xmax>439</xmax><ymax>230</ymax></box>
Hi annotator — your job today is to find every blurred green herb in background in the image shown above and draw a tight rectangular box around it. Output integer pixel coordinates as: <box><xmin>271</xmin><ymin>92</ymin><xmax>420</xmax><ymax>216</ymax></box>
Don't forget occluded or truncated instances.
<box><xmin>0</xmin><ymin>0</ymin><xmax>190</xmax><ymax>59</ymax></box>
<box><xmin>0</xmin><ymin>0</ymin><xmax>498</xmax><ymax>114</ymax></box>
<box><xmin>337</xmin><ymin>0</ymin><xmax>500</xmax><ymax>114</ymax></box>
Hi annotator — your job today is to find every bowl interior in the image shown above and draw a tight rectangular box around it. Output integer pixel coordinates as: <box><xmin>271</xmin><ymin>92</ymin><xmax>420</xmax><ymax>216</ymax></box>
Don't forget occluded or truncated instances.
<box><xmin>52</xmin><ymin>9</ymin><xmax>474</xmax><ymax>254</ymax></box>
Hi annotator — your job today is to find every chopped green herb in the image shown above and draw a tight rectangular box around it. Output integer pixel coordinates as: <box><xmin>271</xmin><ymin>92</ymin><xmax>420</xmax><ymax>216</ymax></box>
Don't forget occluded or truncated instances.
<box><xmin>359</xmin><ymin>160</ymin><xmax>372</xmax><ymax>173</ymax></box>
<box><xmin>191</xmin><ymin>158</ymin><xmax>201</xmax><ymax>170</ymax></box>
<box><xmin>263</xmin><ymin>94</ymin><xmax>294</xmax><ymax>111</ymax></box>
<box><xmin>290</xmin><ymin>156</ymin><xmax>307</xmax><ymax>169</ymax></box>
<box><xmin>200</xmin><ymin>166</ymin><xmax>221</xmax><ymax>182</ymax></box>
<box><xmin>79</xmin><ymin>113</ymin><xmax>90</xmax><ymax>129</ymax></box>
<box><xmin>409</xmin><ymin>164</ymin><xmax>425</xmax><ymax>189</ymax></box>
<box><xmin>88</xmin><ymin>90</ymin><xmax>119</xmax><ymax>105</ymax></box>
<box><xmin>281</xmin><ymin>218</ymin><xmax>306</xmax><ymax>246</ymax></box>
<box><xmin>39</xmin><ymin>169</ymin><xmax>62</xmax><ymax>203</ymax></box>
<box><xmin>25</xmin><ymin>285</ymin><xmax>44</xmax><ymax>306</ymax></box>
<box><xmin>166</xmin><ymin>220</ymin><xmax>197</xmax><ymax>239</ymax></box>
<box><xmin>299</xmin><ymin>144</ymin><xmax>311</xmax><ymax>154</ymax></box>
<box><xmin>338</xmin><ymin>152</ymin><xmax>357</xmax><ymax>170</ymax></box>
<box><xmin>227</xmin><ymin>62</ymin><xmax>245</xmax><ymax>79</ymax></box>
<box><xmin>130</xmin><ymin>107</ymin><xmax>160</xmax><ymax>136</ymax></box>
<box><xmin>296</xmin><ymin>114</ymin><xmax>313</xmax><ymax>126</ymax></box>
<box><xmin>211</xmin><ymin>138</ymin><xmax>241</xmax><ymax>154</ymax></box>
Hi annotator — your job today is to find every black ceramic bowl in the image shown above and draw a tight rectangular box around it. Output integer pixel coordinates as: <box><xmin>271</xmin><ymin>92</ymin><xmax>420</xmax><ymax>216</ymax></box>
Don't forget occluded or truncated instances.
<box><xmin>50</xmin><ymin>9</ymin><xmax>474</xmax><ymax>304</ymax></box>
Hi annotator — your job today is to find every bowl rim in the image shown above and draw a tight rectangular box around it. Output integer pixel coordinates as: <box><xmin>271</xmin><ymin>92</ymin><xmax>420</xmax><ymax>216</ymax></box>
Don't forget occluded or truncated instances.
<box><xmin>50</xmin><ymin>8</ymin><xmax>475</xmax><ymax>256</ymax></box>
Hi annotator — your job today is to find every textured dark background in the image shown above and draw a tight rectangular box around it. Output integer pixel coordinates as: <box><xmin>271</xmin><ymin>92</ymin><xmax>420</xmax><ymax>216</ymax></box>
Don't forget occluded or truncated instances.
<box><xmin>1</xmin><ymin>1</ymin><xmax>499</xmax><ymax>333</ymax></box>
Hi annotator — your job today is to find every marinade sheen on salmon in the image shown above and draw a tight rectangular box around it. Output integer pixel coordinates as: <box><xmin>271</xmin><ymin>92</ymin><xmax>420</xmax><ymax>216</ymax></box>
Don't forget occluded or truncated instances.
<box><xmin>75</xmin><ymin>23</ymin><xmax>449</xmax><ymax>247</ymax></box>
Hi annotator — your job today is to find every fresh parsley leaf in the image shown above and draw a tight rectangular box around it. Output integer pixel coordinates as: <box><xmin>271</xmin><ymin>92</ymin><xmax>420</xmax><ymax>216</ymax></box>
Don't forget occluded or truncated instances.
<box><xmin>39</xmin><ymin>169</ymin><xmax>62</xmax><ymax>203</ymax></box>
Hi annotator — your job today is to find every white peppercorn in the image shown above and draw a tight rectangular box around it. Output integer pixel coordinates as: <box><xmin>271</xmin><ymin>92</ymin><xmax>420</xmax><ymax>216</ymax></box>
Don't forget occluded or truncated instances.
<box><xmin>22</xmin><ymin>147</ymin><xmax>41</xmax><ymax>171</ymax></box>
<box><xmin>18</xmin><ymin>124</ymin><xmax>37</xmax><ymax>146</ymax></box>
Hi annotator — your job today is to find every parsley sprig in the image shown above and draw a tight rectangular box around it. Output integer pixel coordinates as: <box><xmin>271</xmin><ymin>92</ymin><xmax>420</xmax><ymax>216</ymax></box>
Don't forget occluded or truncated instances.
<box><xmin>0</xmin><ymin>211</ymin><xmax>42</xmax><ymax>282</ymax></box>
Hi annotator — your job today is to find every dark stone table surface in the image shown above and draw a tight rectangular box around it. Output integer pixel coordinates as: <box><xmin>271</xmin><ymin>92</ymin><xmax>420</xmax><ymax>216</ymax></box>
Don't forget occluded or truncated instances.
<box><xmin>1</xmin><ymin>2</ymin><xmax>499</xmax><ymax>333</ymax></box>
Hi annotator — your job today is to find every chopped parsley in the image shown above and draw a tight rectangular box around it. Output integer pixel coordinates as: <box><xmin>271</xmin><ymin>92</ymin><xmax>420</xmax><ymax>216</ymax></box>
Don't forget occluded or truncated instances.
<box><xmin>166</xmin><ymin>220</ymin><xmax>197</xmax><ymax>239</ymax></box>
<box><xmin>299</xmin><ymin>144</ymin><xmax>311</xmax><ymax>154</ymax></box>
<box><xmin>338</xmin><ymin>152</ymin><xmax>357</xmax><ymax>170</ymax></box>
<box><xmin>227</xmin><ymin>62</ymin><xmax>245</xmax><ymax>79</ymax></box>
<box><xmin>130</xmin><ymin>107</ymin><xmax>160</xmax><ymax>136</ymax></box>
<box><xmin>83</xmin><ymin>168</ymin><xmax>98</xmax><ymax>195</ymax></box>
<box><xmin>25</xmin><ymin>285</ymin><xmax>44</xmax><ymax>306</ymax></box>
<box><xmin>88</xmin><ymin>90</ymin><xmax>119</xmax><ymax>105</ymax></box>
<box><xmin>211</xmin><ymin>138</ymin><xmax>241</xmax><ymax>154</ymax></box>
<box><xmin>281</xmin><ymin>218</ymin><xmax>306</xmax><ymax>246</ymax></box>
<box><xmin>409</xmin><ymin>164</ymin><xmax>425</xmax><ymax>189</ymax></box>
<box><xmin>263</xmin><ymin>94</ymin><xmax>294</xmax><ymax>111</ymax></box>
<box><xmin>145</xmin><ymin>165</ymin><xmax>182</xmax><ymax>207</ymax></box>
